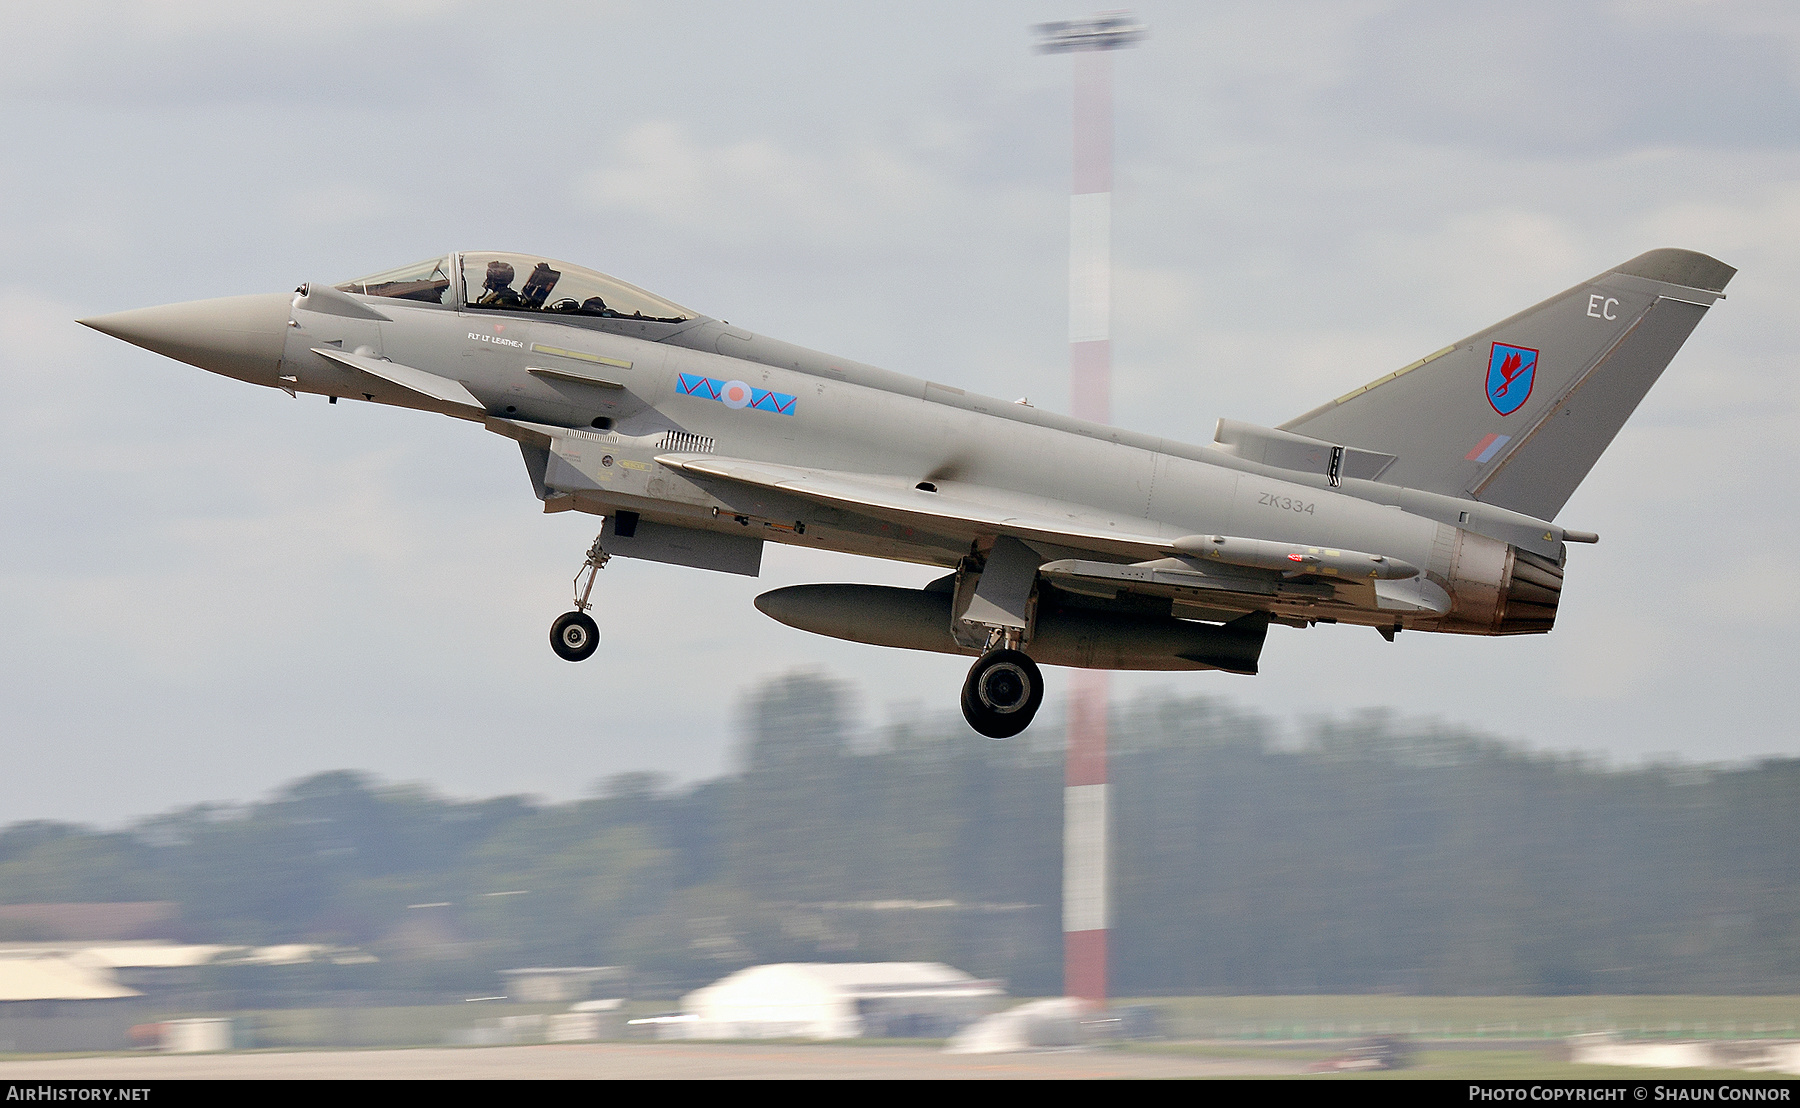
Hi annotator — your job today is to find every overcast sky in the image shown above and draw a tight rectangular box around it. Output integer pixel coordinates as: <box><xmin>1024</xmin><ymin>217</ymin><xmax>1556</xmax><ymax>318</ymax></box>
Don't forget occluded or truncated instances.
<box><xmin>3</xmin><ymin>1</ymin><xmax>1797</xmax><ymax>823</ymax></box>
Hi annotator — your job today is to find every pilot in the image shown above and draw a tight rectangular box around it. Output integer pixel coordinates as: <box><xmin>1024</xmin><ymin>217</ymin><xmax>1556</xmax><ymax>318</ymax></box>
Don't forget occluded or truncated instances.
<box><xmin>477</xmin><ymin>260</ymin><xmax>520</xmax><ymax>307</ymax></box>
<box><xmin>580</xmin><ymin>296</ymin><xmax>609</xmax><ymax>316</ymax></box>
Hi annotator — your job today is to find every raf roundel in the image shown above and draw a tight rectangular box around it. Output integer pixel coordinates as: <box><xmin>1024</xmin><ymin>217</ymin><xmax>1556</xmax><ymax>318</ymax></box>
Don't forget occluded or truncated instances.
<box><xmin>720</xmin><ymin>380</ymin><xmax>753</xmax><ymax>409</ymax></box>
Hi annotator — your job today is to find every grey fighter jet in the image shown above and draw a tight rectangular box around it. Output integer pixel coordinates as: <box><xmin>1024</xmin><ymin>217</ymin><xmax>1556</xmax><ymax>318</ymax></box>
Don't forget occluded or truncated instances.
<box><xmin>79</xmin><ymin>248</ymin><xmax>1733</xmax><ymax>737</ymax></box>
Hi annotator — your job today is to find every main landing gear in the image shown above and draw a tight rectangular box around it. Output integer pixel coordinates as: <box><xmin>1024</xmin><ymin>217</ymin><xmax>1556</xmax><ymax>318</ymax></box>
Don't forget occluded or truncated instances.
<box><xmin>951</xmin><ymin>536</ymin><xmax>1047</xmax><ymax>738</ymax></box>
<box><xmin>550</xmin><ymin>532</ymin><xmax>607</xmax><ymax>662</ymax></box>
<box><xmin>960</xmin><ymin>644</ymin><xmax>1045</xmax><ymax>740</ymax></box>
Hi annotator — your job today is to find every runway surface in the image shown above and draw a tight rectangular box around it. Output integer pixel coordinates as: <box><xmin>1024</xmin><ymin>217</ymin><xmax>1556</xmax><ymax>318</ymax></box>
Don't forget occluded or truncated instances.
<box><xmin>0</xmin><ymin>1042</ymin><xmax>1302</xmax><ymax>1080</ymax></box>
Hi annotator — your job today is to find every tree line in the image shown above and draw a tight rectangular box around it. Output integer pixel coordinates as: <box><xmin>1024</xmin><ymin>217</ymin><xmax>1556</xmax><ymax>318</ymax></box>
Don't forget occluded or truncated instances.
<box><xmin>2</xmin><ymin>672</ymin><xmax>1796</xmax><ymax>998</ymax></box>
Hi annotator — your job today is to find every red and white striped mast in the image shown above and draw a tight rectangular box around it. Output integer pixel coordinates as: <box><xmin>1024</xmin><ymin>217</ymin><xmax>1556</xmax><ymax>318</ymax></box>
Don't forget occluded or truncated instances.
<box><xmin>1033</xmin><ymin>11</ymin><xmax>1145</xmax><ymax>1008</ymax></box>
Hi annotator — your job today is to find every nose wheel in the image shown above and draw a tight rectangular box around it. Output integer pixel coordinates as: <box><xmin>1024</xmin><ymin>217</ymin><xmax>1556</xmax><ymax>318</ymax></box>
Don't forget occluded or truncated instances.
<box><xmin>550</xmin><ymin>532</ymin><xmax>608</xmax><ymax>662</ymax></box>
<box><xmin>961</xmin><ymin>648</ymin><xmax>1044</xmax><ymax>739</ymax></box>
<box><xmin>550</xmin><ymin>611</ymin><xmax>599</xmax><ymax>661</ymax></box>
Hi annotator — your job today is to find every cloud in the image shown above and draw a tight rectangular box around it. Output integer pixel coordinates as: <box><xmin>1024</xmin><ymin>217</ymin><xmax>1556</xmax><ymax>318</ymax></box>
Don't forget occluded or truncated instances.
<box><xmin>1305</xmin><ymin>2</ymin><xmax>1800</xmax><ymax>154</ymax></box>
<box><xmin>281</xmin><ymin>184</ymin><xmax>397</xmax><ymax>230</ymax></box>
<box><xmin>575</xmin><ymin>120</ymin><xmax>969</xmax><ymax>255</ymax></box>
<box><xmin>0</xmin><ymin>2</ymin><xmax>481</xmax><ymax>107</ymax></box>
<box><xmin>6</xmin><ymin>2</ymin><xmax>1800</xmax><ymax>821</ymax></box>
<box><xmin>1550</xmin><ymin>612</ymin><xmax>1678</xmax><ymax>701</ymax></box>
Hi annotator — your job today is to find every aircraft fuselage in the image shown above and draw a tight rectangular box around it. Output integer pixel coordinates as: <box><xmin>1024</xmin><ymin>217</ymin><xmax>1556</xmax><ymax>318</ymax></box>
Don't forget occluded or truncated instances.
<box><xmin>81</xmin><ymin>246</ymin><xmax>1733</xmax><ymax>735</ymax></box>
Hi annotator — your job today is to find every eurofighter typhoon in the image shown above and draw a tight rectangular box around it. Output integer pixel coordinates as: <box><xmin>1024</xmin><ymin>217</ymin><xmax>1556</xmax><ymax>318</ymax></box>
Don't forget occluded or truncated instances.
<box><xmin>80</xmin><ymin>248</ymin><xmax>1733</xmax><ymax>736</ymax></box>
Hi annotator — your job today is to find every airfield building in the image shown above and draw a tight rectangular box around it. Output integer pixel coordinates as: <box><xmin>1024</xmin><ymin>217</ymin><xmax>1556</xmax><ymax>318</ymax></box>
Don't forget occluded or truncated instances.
<box><xmin>678</xmin><ymin>962</ymin><xmax>1003</xmax><ymax>1040</ymax></box>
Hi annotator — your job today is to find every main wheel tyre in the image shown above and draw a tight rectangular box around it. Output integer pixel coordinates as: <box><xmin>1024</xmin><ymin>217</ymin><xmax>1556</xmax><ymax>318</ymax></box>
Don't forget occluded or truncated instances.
<box><xmin>960</xmin><ymin>648</ymin><xmax>1044</xmax><ymax>739</ymax></box>
<box><xmin>549</xmin><ymin>611</ymin><xmax>599</xmax><ymax>662</ymax></box>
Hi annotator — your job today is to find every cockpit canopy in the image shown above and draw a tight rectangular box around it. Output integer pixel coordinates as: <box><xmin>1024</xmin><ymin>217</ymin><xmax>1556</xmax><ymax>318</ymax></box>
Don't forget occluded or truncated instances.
<box><xmin>336</xmin><ymin>256</ymin><xmax>454</xmax><ymax>304</ymax></box>
<box><xmin>335</xmin><ymin>252</ymin><xmax>696</xmax><ymax>324</ymax></box>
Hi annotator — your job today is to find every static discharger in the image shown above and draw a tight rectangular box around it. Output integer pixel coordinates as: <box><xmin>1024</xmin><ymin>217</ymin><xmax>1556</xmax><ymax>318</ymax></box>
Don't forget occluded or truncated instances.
<box><xmin>1171</xmin><ymin>534</ymin><xmax>1420</xmax><ymax>580</ymax></box>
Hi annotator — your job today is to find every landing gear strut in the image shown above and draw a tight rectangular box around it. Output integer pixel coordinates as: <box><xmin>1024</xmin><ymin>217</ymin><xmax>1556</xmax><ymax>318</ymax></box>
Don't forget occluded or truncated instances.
<box><xmin>961</xmin><ymin>647</ymin><xmax>1044</xmax><ymax>739</ymax></box>
<box><xmin>550</xmin><ymin>532</ymin><xmax>607</xmax><ymax>662</ymax></box>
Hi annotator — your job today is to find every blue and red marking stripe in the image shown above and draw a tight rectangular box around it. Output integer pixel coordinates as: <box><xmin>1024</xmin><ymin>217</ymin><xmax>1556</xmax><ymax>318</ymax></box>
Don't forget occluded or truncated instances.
<box><xmin>677</xmin><ymin>373</ymin><xmax>723</xmax><ymax>401</ymax></box>
<box><xmin>677</xmin><ymin>373</ymin><xmax>797</xmax><ymax>415</ymax></box>
<box><xmin>1464</xmin><ymin>432</ymin><xmax>1511</xmax><ymax>464</ymax></box>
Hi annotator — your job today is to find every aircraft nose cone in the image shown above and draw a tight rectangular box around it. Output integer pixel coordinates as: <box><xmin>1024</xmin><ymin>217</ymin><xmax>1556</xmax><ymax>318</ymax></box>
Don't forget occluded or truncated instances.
<box><xmin>79</xmin><ymin>292</ymin><xmax>293</xmax><ymax>387</ymax></box>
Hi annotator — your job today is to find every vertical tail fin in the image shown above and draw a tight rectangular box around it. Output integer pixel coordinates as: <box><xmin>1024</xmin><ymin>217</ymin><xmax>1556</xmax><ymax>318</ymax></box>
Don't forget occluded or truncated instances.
<box><xmin>1281</xmin><ymin>249</ymin><xmax>1734</xmax><ymax>520</ymax></box>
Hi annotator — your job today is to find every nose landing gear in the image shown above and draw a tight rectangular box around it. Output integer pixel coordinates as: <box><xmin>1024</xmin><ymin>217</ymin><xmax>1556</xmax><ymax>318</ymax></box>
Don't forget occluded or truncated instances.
<box><xmin>960</xmin><ymin>647</ymin><xmax>1044</xmax><ymax>739</ymax></box>
<box><xmin>550</xmin><ymin>532</ymin><xmax>608</xmax><ymax>662</ymax></box>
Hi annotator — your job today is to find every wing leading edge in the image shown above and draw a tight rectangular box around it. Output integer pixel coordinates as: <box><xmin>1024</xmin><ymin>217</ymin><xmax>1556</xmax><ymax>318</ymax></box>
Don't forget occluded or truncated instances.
<box><xmin>655</xmin><ymin>453</ymin><xmax>1181</xmax><ymax>562</ymax></box>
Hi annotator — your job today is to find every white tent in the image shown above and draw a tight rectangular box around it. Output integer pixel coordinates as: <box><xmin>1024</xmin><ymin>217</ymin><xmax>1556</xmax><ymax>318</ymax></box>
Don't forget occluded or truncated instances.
<box><xmin>680</xmin><ymin>962</ymin><xmax>1003</xmax><ymax>1040</ymax></box>
<box><xmin>0</xmin><ymin>955</ymin><xmax>138</xmax><ymax>1001</ymax></box>
<box><xmin>944</xmin><ymin>997</ymin><xmax>1086</xmax><ymax>1053</ymax></box>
